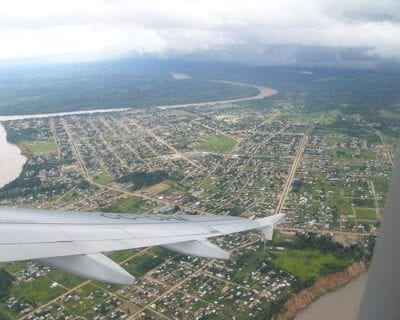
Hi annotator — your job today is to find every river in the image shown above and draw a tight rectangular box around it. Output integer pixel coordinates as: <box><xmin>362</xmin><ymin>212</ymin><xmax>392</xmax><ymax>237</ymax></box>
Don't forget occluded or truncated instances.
<box><xmin>0</xmin><ymin>124</ymin><xmax>27</xmax><ymax>189</ymax></box>
<box><xmin>295</xmin><ymin>273</ymin><xmax>368</xmax><ymax>320</ymax></box>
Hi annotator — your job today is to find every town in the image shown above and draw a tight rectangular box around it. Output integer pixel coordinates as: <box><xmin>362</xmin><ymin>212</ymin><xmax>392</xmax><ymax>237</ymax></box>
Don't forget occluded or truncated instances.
<box><xmin>0</xmin><ymin>98</ymin><xmax>392</xmax><ymax>319</ymax></box>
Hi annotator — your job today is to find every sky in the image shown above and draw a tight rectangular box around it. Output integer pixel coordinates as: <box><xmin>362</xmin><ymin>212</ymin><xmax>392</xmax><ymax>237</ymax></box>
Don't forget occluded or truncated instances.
<box><xmin>1</xmin><ymin>0</ymin><xmax>400</xmax><ymax>67</ymax></box>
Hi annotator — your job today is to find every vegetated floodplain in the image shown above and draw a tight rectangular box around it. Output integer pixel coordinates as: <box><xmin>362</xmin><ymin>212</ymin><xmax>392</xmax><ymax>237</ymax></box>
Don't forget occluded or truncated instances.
<box><xmin>0</xmin><ymin>61</ymin><xmax>259</xmax><ymax>115</ymax></box>
<box><xmin>198</xmin><ymin>134</ymin><xmax>237</xmax><ymax>152</ymax></box>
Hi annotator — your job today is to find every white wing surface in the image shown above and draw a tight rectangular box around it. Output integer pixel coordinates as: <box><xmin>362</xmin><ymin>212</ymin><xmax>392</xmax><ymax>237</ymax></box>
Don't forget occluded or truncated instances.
<box><xmin>0</xmin><ymin>207</ymin><xmax>283</xmax><ymax>285</ymax></box>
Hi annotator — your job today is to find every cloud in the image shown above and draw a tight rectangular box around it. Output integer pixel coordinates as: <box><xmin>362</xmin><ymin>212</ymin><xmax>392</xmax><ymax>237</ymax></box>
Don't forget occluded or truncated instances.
<box><xmin>1</xmin><ymin>0</ymin><xmax>400</xmax><ymax>64</ymax></box>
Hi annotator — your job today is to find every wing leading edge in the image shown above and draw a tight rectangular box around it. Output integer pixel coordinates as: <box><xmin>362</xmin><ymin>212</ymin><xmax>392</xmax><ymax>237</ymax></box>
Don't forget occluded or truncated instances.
<box><xmin>0</xmin><ymin>207</ymin><xmax>284</xmax><ymax>285</ymax></box>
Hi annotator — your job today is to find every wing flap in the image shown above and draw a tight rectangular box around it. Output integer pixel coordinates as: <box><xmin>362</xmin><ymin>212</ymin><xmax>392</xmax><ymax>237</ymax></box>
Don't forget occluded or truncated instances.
<box><xmin>39</xmin><ymin>253</ymin><xmax>135</xmax><ymax>285</ymax></box>
<box><xmin>163</xmin><ymin>239</ymin><xmax>230</xmax><ymax>259</ymax></box>
<box><xmin>210</xmin><ymin>221</ymin><xmax>260</xmax><ymax>235</ymax></box>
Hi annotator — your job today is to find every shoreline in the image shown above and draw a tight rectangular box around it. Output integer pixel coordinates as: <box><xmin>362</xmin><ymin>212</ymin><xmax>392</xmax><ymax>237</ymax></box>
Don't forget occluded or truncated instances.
<box><xmin>0</xmin><ymin>81</ymin><xmax>278</xmax><ymax>119</ymax></box>
<box><xmin>276</xmin><ymin>261</ymin><xmax>367</xmax><ymax>320</ymax></box>
<box><xmin>158</xmin><ymin>80</ymin><xmax>278</xmax><ymax>110</ymax></box>
<box><xmin>0</xmin><ymin>123</ymin><xmax>27</xmax><ymax>189</ymax></box>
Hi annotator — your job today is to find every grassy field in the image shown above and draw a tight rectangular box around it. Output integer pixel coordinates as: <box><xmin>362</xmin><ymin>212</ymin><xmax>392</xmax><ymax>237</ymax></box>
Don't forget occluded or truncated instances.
<box><xmin>109</xmin><ymin>249</ymin><xmax>140</xmax><ymax>263</ymax></box>
<box><xmin>105</xmin><ymin>196</ymin><xmax>148</xmax><ymax>214</ymax></box>
<box><xmin>355</xmin><ymin>207</ymin><xmax>377</xmax><ymax>220</ymax></box>
<box><xmin>198</xmin><ymin>134</ymin><xmax>237</xmax><ymax>152</ymax></box>
<box><xmin>273</xmin><ymin>249</ymin><xmax>351</xmax><ymax>283</ymax></box>
<box><xmin>58</xmin><ymin>189</ymin><xmax>79</xmax><ymax>202</ymax></box>
<box><xmin>10</xmin><ymin>277</ymin><xmax>67</xmax><ymax>306</ymax></box>
<box><xmin>370</xmin><ymin>176</ymin><xmax>390</xmax><ymax>193</ymax></box>
<box><xmin>21</xmin><ymin>138</ymin><xmax>57</xmax><ymax>156</ymax></box>
<box><xmin>334</xmin><ymin>148</ymin><xmax>376</xmax><ymax>160</ymax></box>
<box><xmin>326</xmin><ymin>196</ymin><xmax>353</xmax><ymax>215</ymax></box>
<box><xmin>160</xmin><ymin>180</ymin><xmax>189</xmax><ymax>196</ymax></box>
<box><xmin>201</xmin><ymin>176</ymin><xmax>219</xmax><ymax>191</ymax></box>
<box><xmin>287</xmin><ymin>110</ymin><xmax>341</xmax><ymax>125</ymax></box>
<box><xmin>93</xmin><ymin>173</ymin><xmax>113</xmax><ymax>185</ymax></box>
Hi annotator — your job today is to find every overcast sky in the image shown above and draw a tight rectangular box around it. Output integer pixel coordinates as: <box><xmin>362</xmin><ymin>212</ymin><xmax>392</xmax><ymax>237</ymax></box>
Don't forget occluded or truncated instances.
<box><xmin>1</xmin><ymin>0</ymin><xmax>400</xmax><ymax>66</ymax></box>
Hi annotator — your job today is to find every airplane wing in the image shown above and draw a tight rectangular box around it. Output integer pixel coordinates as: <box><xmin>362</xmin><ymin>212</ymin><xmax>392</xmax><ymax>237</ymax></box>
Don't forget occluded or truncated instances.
<box><xmin>0</xmin><ymin>207</ymin><xmax>284</xmax><ymax>285</ymax></box>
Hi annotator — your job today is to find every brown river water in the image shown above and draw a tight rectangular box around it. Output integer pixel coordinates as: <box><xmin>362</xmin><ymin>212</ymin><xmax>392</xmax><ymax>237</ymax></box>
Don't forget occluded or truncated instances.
<box><xmin>295</xmin><ymin>273</ymin><xmax>367</xmax><ymax>320</ymax></box>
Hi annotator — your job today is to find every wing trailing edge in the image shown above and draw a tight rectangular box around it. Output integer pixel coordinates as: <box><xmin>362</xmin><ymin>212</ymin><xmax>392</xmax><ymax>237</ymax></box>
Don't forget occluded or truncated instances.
<box><xmin>39</xmin><ymin>253</ymin><xmax>135</xmax><ymax>285</ymax></box>
<box><xmin>162</xmin><ymin>214</ymin><xmax>285</xmax><ymax>258</ymax></box>
<box><xmin>256</xmin><ymin>213</ymin><xmax>285</xmax><ymax>240</ymax></box>
<box><xmin>162</xmin><ymin>239</ymin><xmax>230</xmax><ymax>259</ymax></box>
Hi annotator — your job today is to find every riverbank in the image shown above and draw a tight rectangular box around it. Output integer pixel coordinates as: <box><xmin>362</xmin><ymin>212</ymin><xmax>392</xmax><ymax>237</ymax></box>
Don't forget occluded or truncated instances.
<box><xmin>0</xmin><ymin>123</ymin><xmax>27</xmax><ymax>189</ymax></box>
<box><xmin>295</xmin><ymin>273</ymin><xmax>367</xmax><ymax>320</ymax></box>
<box><xmin>158</xmin><ymin>81</ymin><xmax>277</xmax><ymax>110</ymax></box>
<box><xmin>276</xmin><ymin>261</ymin><xmax>367</xmax><ymax>320</ymax></box>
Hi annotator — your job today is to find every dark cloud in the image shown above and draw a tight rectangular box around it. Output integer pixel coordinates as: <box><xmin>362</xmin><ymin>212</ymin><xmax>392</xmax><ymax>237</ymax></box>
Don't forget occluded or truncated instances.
<box><xmin>0</xmin><ymin>0</ymin><xmax>399</xmax><ymax>66</ymax></box>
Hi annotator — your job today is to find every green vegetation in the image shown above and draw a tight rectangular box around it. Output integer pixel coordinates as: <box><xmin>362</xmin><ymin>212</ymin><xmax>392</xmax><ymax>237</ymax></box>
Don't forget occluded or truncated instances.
<box><xmin>287</xmin><ymin>110</ymin><xmax>341</xmax><ymax>125</ymax></box>
<box><xmin>370</xmin><ymin>176</ymin><xmax>390</xmax><ymax>193</ymax></box>
<box><xmin>0</xmin><ymin>268</ymin><xmax>13</xmax><ymax>303</ymax></box>
<box><xmin>326</xmin><ymin>197</ymin><xmax>353</xmax><ymax>215</ymax></box>
<box><xmin>160</xmin><ymin>180</ymin><xmax>189</xmax><ymax>196</ymax></box>
<box><xmin>109</xmin><ymin>249</ymin><xmax>140</xmax><ymax>263</ymax></box>
<box><xmin>21</xmin><ymin>139</ymin><xmax>57</xmax><ymax>156</ymax></box>
<box><xmin>124</xmin><ymin>253</ymin><xmax>165</xmax><ymax>277</ymax></box>
<box><xmin>104</xmin><ymin>196</ymin><xmax>147</xmax><ymax>214</ymax></box>
<box><xmin>201</xmin><ymin>176</ymin><xmax>219</xmax><ymax>191</ymax></box>
<box><xmin>93</xmin><ymin>172</ymin><xmax>114</xmax><ymax>185</ymax></box>
<box><xmin>0</xmin><ymin>160</ymin><xmax>68</xmax><ymax>200</ymax></box>
<box><xmin>215</xmin><ymin>206</ymin><xmax>244</xmax><ymax>217</ymax></box>
<box><xmin>5</xmin><ymin>126</ymin><xmax>49</xmax><ymax>144</ymax></box>
<box><xmin>59</xmin><ymin>190</ymin><xmax>79</xmax><ymax>202</ymax></box>
<box><xmin>334</xmin><ymin>148</ymin><xmax>376</xmax><ymax>160</ymax></box>
<box><xmin>232</xmin><ymin>245</ymin><xmax>266</xmax><ymax>283</ymax></box>
<box><xmin>198</xmin><ymin>134</ymin><xmax>237</xmax><ymax>152</ymax></box>
<box><xmin>0</xmin><ymin>61</ymin><xmax>258</xmax><ymax>115</ymax></box>
<box><xmin>10</xmin><ymin>277</ymin><xmax>66</xmax><ymax>305</ymax></box>
<box><xmin>355</xmin><ymin>207</ymin><xmax>377</xmax><ymax>220</ymax></box>
<box><xmin>118</xmin><ymin>170</ymin><xmax>168</xmax><ymax>190</ymax></box>
<box><xmin>63</xmin><ymin>284</ymin><xmax>107</xmax><ymax>316</ymax></box>
<box><xmin>273</xmin><ymin>249</ymin><xmax>350</xmax><ymax>283</ymax></box>
<box><xmin>46</xmin><ymin>270</ymin><xmax>82</xmax><ymax>289</ymax></box>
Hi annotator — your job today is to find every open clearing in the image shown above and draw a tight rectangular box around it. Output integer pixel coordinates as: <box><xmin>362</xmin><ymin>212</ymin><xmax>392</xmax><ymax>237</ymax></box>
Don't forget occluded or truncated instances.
<box><xmin>198</xmin><ymin>134</ymin><xmax>237</xmax><ymax>152</ymax></box>
<box><xmin>273</xmin><ymin>249</ymin><xmax>351</xmax><ymax>283</ymax></box>
<box><xmin>21</xmin><ymin>139</ymin><xmax>57</xmax><ymax>156</ymax></box>
<box><xmin>105</xmin><ymin>196</ymin><xmax>148</xmax><ymax>214</ymax></box>
<box><xmin>93</xmin><ymin>172</ymin><xmax>113</xmax><ymax>185</ymax></box>
<box><xmin>142</xmin><ymin>182</ymin><xmax>171</xmax><ymax>194</ymax></box>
